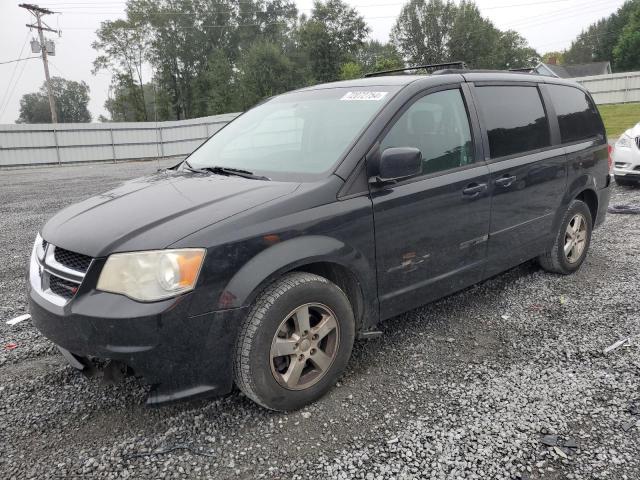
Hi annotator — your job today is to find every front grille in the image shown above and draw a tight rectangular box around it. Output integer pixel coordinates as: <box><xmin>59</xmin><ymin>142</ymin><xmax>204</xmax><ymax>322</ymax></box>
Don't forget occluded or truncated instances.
<box><xmin>636</xmin><ymin>136</ymin><xmax>640</xmax><ymax>149</ymax></box>
<box><xmin>49</xmin><ymin>275</ymin><xmax>79</xmax><ymax>299</ymax></box>
<box><xmin>54</xmin><ymin>247</ymin><xmax>92</xmax><ymax>273</ymax></box>
<box><xmin>615</xmin><ymin>162</ymin><xmax>627</xmax><ymax>168</ymax></box>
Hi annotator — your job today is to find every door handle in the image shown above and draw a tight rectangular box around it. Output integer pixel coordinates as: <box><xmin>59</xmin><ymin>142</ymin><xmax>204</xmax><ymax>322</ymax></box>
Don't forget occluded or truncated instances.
<box><xmin>495</xmin><ymin>175</ymin><xmax>517</xmax><ymax>187</ymax></box>
<box><xmin>462</xmin><ymin>183</ymin><xmax>487</xmax><ymax>197</ymax></box>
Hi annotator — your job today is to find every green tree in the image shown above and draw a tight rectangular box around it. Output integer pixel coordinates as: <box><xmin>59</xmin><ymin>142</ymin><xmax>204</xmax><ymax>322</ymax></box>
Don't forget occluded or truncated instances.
<box><xmin>390</xmin><ymin>0</ymin><xmax>456</xmax><ymax>66</ymax></box>
<box><xmin>93</xmin><ymin>18</ymin><xmax>149</xmax><ymax>121</ymax></box>
<box><xmin>447</xmin><ymin>1</ymin><xmax>500</xmax><ymax>68</ymax></box>
<box><xmin>339</xmin><ymin>62</ymin><xmax>363</xmax><ymax>80</ymax></box>
<box><xmin>356</xmin><ymin>40</ymin><xmax>404</xmax><ymax>74</ymax></box>
<box><xmin>236</xmin><ymin>41</ymin><xmax>303</xmax><ymax>109</ymax></box>
<box><xmin>17</xmin><ymin>77</ymin><xmax>91</xmax><ymax>123</ymax></box>
<box><xmin>104</xmin><ymin>80</ymin><xmax>160</xmax><ymax>122</ymax></box>
<box><xmin>390</xmin><ymin>0</ymin><xmax>537</xmax><ymax>69</ymax></box>
<box><xmin>564</xmin><ymin>0</ymin><xmax>640</xmax><ymax>70</ymax></box>
<box><xmin>541</xmin><ymin>51</ymin><xmax>565</xmax><ymax>64</ymax></box>
<box><xmin>298</xmin><ymin>0</ymin><xmax>369</xmax><ymax>82</ymax></box>
<box><xmin>613</xmin><ymin>8</ymin><xmax>640</xmax><ymax>70</ymax></box>
<box><xmin>496</xmin><ymin>30</ymin><xmax>540</xmax><ymax>69</ymax></box>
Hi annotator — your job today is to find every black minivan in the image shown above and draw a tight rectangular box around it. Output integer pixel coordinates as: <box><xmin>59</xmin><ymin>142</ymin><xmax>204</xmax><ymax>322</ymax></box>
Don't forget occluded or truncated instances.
<box><xmin>28</xmin><ymin>68</ymin><xmax>611</xmax><ymax>411</ymax></box>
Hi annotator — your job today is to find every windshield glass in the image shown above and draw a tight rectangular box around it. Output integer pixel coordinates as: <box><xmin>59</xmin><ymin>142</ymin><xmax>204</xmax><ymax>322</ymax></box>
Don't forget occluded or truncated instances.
<box><xmin>185</xmin><ymin>86</ymin><xmax>400</xmax><ymax>180</ymax></box>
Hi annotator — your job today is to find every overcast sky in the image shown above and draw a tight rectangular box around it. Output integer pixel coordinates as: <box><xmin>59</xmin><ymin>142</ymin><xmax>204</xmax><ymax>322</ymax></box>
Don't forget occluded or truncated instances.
<box><xmin>0</xmin><ymin>0</ymin><xmax>626</xmax><ymax>123</ymax></box>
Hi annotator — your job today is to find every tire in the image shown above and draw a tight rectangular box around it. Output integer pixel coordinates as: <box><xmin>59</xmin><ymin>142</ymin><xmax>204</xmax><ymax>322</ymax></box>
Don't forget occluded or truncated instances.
<box><xmin>233</xmin><ymin>272</ymin><xmax>355</xmax><ymax>411</ymax></box>
<box><xmin>538</xmin><ymin>199</ymin><xmax>592</xmax><ymax>275</ymax></box>
<box><xmin>615</xmin><ymin>176</ymin><xmax>639</xmax><ymax>187</ymax></box>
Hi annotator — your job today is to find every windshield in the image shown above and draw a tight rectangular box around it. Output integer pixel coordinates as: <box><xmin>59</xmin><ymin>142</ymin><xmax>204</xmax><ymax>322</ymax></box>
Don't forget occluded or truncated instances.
<box><xmin>185</xmin><ymin>86</ymin><xmax>400</xmax><ymax>180</ymax></box>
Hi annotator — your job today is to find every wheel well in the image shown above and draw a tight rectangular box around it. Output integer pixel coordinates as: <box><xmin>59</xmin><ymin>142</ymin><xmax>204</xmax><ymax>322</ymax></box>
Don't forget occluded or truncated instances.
<box><xmin>575</xmin><ymin>189</ymin><xmax>598</xmax><ymax>224</ymax></box>
<box><xmin>292</xmin><ymin>262</ymin><xmax>365</xmax><ymax>331</ymax></box>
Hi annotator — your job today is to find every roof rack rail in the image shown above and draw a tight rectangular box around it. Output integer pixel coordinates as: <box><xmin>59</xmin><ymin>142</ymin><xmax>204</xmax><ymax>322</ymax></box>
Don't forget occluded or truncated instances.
<box><xmin>364</xmin><ymin>62</ymin><xmax>468</xmax><ymax>78</ymax></box>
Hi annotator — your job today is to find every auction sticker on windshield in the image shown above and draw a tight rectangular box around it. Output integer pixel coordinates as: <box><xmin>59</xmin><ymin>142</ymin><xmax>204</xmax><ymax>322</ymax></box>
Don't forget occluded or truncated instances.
<box><xmin>340</xmin><ymin>91</ymin><xmax>388</xmax><ymax>101</ymax></box>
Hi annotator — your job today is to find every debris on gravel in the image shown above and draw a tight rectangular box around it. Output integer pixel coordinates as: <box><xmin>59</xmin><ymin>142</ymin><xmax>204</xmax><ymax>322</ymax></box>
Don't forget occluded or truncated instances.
<box><xmin>1</xmin><ymin>162</ymin><xmax>639</xmax><ymax>479</ymax></box>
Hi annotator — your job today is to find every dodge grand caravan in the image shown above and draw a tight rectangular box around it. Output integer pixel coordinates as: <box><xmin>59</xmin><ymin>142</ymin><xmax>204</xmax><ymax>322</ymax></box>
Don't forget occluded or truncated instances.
<box><xmin>28</xmin><ymin>68</ymin><xmax>611</xmax><ymax>411</ymax></box>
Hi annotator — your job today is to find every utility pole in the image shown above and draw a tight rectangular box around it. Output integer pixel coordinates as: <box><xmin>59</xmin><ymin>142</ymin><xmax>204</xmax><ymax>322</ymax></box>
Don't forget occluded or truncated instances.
<box><xmin>19</xmin><ymin>3</ymin><xmax>59</xmax><ymax>123</ymax></box>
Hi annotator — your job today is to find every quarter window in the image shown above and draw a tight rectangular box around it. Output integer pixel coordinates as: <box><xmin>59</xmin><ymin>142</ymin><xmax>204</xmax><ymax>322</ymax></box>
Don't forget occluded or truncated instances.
<box><xmin>475</xmin><ymin>86</ymin><xmax>550</xmax><ymax>159</ymax></box>
<box><xmin>381</xmin><ymin>89</ymin><xmax>474</xmax><ymax>175</ymax></box>
<box><xmin>547</xmin><ymin>84</ymin><xmax>603</xmax><ymax>143</ymax></box>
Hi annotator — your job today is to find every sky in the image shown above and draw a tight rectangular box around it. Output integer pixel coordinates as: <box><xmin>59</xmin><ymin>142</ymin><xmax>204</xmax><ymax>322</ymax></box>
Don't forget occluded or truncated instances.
<box><xmin>0</xmin><ymin>0</ymin><xmax>628</xmax><ymax>124</ymax></box>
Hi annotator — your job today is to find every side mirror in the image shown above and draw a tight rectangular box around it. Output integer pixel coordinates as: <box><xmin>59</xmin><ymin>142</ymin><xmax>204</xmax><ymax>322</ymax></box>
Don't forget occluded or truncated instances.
<box><xmin>371</xmin><ymin>147</ymin><xmax>422</xmax><ymax>184</ymax></box>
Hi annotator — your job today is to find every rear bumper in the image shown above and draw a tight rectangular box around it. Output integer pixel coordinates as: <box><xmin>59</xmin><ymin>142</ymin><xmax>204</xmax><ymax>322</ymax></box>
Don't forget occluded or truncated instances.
<box><xmin>29</xmin><ymin>285</ymin><xmax>247</xmax><ymax>405</ymax></box>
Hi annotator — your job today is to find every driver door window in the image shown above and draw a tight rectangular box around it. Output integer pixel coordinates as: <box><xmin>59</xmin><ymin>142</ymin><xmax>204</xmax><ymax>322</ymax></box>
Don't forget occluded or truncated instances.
<box><xmin>381</xmin><ymin>89</ymin><xmax>474</xmax><ymax>176</ymax></box>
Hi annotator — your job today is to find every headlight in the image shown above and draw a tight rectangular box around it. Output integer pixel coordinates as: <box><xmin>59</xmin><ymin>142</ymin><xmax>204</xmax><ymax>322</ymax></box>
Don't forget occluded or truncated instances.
<box><xmin>97</xmin><ymin>249</ymin><xmax>206</xmax><ymax>301</ymax></box>
<box><xmin>617</xmin><ymin>135</ymin><xmax>633</xmax><ymax>148</ymax></box>
<box><xmin>34</xmin><ymin>232</ymin><xmax>46</xmax><ymax>261</ymax></box>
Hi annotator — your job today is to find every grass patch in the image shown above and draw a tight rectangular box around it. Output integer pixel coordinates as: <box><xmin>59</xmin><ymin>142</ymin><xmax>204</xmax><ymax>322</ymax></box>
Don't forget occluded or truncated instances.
<box><xmin>597</xmin><ymin>102</ymin><xmax>640</xmax><ymax>138</ymax></box>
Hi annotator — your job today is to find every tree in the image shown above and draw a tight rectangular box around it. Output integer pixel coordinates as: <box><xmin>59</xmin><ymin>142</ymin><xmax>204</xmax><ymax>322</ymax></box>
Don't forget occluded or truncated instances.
<box><xmin>236</xmin><ymin>41</ymin><xmax>303</xmax><ymax>109</ymax></box>
<box><xmin>542</xmin><ymin>51</ymin><xmax>565</xmax><ymax>64</ymax></box>
<box><xmin>339</xmin><ymin>62</ymin><xmax>363</xmax><ymax>80</ymax></box>
<box><xmin>564</xmin><ymin>0</ymin><xmax>640</xmax><ymax>70</ymax></box>
<box><xmin>298</xmin><ymin>0</ymin><xmax>369</xmax><ymax>82</ymax></box>
<box><xmin>93</xmin><ymin>18</ymin><xmax>150</xmax><ymax>121</ymax></box>
<box><xmin>391</xmin><ymin>0</ymin><xmax>456</xmax><ymax>66</ymax></box>
<box><xmin>613</xmin><ymin>8</ymin><xmax>640</xmax><ymax>71</ymax></box>
<box><xmin>356</xmin><ymin>40</ymin><xmax>404</xmax><ymax>74</ymax></box>
<box><xmin>17</xmin><ymin>77</ymin><xmax>91</xmax><ymax>123</ymax></box>
<box><xmin>390</xmin><ymin>0</ymin><xmax>538</xmax><ymax>69</ymax></box>
<box><xmin>496</xmin><ymin>30</ymin><xmax>540</xmax><ymax>69</ymax></box>
<box><xmin>104</xmin><ymin>80</ymin><xmax>159</xmax><ymax>122</ymax></box>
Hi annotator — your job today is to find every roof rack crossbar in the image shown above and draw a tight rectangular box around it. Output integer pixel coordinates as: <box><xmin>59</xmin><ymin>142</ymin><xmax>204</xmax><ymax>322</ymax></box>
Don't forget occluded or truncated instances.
<box><xmin>364</xmin><ymin>62</ymin><xmax>468</xmax><ymax>78</ymax></box>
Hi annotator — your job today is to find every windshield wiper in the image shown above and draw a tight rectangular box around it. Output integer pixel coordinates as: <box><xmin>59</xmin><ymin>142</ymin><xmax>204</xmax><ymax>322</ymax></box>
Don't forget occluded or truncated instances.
<box><xmin>202</xmin><ymin>166</ymin><xmax>270</xmax><ymax>181</ymax></box>
<box><xmin>181</xmin><ymin>161</ymin><xmax>270</xmax><ymax>180</ymax></box>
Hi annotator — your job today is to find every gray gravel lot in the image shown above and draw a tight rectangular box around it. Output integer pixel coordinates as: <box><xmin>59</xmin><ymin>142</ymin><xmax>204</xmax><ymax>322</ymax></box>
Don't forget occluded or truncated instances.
<box><xmin>0</xmin><ymin>161</ymin><xmax>639</xmax><ymax>480</ymax></box>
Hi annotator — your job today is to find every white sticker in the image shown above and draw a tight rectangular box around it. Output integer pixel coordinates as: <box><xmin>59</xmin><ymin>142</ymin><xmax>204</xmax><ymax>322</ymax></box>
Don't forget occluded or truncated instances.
<box><xmin>340</xmin><ymin>91</ymin><xmax>388</xmax><ymax>101</ymax></box>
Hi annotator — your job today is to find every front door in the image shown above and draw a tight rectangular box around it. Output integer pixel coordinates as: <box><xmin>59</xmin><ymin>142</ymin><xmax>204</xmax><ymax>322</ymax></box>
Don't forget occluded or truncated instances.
<box><xmin>370</xmin><ymin>86</ymin><xmax>492</xmax><ymax>320</ymax></box>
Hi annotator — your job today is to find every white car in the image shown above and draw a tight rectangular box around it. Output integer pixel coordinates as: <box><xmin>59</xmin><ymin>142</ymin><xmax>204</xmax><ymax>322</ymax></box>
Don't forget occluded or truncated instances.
<box><xmin>613</xmin><ymin>122</ymin><xmax>640</xmax><ymax>186</ymax></box>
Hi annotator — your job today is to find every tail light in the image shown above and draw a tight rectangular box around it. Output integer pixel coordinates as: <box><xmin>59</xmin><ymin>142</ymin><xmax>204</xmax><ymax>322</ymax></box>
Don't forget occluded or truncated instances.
<box><xmin>608</xmin><ymin>144</ymin><xmax>613</xmax><ymax>173</ymax></box>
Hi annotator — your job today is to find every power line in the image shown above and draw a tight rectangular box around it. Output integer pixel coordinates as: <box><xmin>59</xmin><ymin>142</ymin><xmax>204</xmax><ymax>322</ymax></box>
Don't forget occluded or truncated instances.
<box><xmin>0</xmin><ymin>49</ymin><xmax>32</xmax><ymax>121</ymax></box>
<box><xmin>0</xmin><ymin>33</ymin><xmax>30</xmax><ymax>118</ymax></box>
<box><xmin>0</xmin><ymin>56</ymin><xmax>41</xmax><ymax>65</ymax></box>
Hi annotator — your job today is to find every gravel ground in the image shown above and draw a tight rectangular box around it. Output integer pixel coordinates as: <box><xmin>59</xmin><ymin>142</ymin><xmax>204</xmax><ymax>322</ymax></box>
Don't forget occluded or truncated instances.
<box><xmin>0</xmin><ymin>161</ymin><xmax>639</xmax><ymax>480</ymax></box>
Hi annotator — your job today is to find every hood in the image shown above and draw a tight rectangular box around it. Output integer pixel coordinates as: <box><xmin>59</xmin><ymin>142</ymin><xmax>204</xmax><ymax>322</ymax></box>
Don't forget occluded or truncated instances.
<box><xmin>41</xmin><ymin>171</ymin><xmax>299</xmax><ymax>257</ymax></box>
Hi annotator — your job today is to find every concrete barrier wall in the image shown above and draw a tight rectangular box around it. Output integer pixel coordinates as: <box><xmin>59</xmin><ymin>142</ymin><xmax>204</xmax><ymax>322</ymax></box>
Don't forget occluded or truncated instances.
<box><xmin>0</xmin><ymin>113</ymin><xmax>239</xmax><ymax>168</ymax></box>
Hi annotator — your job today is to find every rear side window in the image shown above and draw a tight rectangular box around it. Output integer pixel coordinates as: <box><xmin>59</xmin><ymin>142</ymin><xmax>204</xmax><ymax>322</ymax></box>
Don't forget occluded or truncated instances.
<box><xmin>547</xmin><ymin>84</ymin><xmax>603</xmax><ymax>143</ymax></box>
<box><xmin>475</xmin><ymin>86</ymin><xmax>550</xmax><ymax>159</ymax></box>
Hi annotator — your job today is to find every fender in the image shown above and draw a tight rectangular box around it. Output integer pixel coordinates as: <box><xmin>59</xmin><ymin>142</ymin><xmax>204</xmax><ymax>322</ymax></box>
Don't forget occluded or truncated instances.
<box><xmin>218</xmin><ymin>235</ymin><xmax>378</xmax><ymax>323</ymax></box>
<box><xmin>548</xmin><ymin>173</ymin><xmax>598</xmax><ymax>247</ymax></box>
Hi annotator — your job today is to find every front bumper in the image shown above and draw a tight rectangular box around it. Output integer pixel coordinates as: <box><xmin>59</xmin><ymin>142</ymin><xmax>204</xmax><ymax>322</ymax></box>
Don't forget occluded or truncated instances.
<box><xmin>29</xmin><ymin>283</ymin><xmax>247</xmax><ymax>405</ymax></box>
<box><xmin>613</xmin><ymin>144</ymin><xmax>640</xmax><ymax>178</ymax></box>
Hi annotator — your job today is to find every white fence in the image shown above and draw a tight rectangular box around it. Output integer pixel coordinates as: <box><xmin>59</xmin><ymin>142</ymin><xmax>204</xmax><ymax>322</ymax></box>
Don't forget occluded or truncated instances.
<box><xmin>0</xmin><ymin>113</ymin><xmax>239</xmax><ymax>168</ymax></box>
<box><xmin>575</xmin><ymin>71</ymin><xmax>640</xmax><ymax>105</ymax></box>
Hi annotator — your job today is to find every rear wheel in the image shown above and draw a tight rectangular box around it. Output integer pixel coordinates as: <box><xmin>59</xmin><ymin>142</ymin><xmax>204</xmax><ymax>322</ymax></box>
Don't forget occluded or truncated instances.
<box><xmin>538</xmin><ymin>199</ymin><xmax>592</xmax><ymax>275</ymax></box>
<box><xmin>233</xmin><ymin>272</ymin><xmax>355</xmax><ymax>411</ymax></box>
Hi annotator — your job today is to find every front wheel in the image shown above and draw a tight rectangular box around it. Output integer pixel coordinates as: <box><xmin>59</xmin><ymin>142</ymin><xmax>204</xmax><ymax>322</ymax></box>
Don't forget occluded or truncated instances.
<box><xmin>538</xmin><ymin>199</ymin><xmax>592</xmax><ymax>275</ymax></box>
<box><xmin>233</xmin><ymin>272</ymin><xmax>355</xmax><ymax>411</ymax></box>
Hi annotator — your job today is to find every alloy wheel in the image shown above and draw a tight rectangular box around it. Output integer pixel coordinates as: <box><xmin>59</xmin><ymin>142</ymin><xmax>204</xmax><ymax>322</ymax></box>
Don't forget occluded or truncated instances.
<box><xmin>564</xmin><ymin>213</ymin><xmax>587</xmax><ymax>264</ymax></box>
<box><xmin>270</xmin><ymin>303</ymin><xmax>340</xmax><ymax>390</ymax></box>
